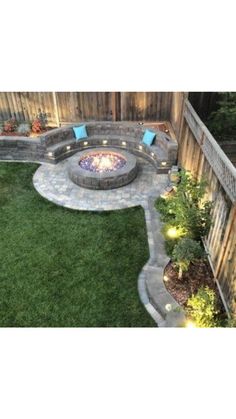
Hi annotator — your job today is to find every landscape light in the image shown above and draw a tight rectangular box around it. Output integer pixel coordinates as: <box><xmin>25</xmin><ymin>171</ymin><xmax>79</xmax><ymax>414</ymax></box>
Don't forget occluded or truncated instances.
<box><xmin>66</xmin><ymin>146</ymin><xmax>71</xmax><ymax>150</ymax></box>
<box><xmin>167</xmin><ymin>227</ymin><xmax>178</xmax><ymax>238</ymax></box>
<box><xmin>165</xmin><ymin>304</ymin><xmax>172</xmax><ymax>312</ymax></box>
<box><xmin>161</xmin><ymin>161</ymin><xmax>167</xmax><ymax>166</ymax></box>
<box><xmin>186</xmin><ymin>320</ymin><xmax>196</xmax><ymax>328</ymax></box>
<box><xmin>122</xmin><ymin>141</ymin><xmax>126</xmax><ymax>146</ymax></box>
<box><xmin>103</xmin><ymin>140</ymin><xmax>108</xmax><ymax>145</ymax></box>
<box><xmin>83</xmin><ymin>141</ymin><xmax>88</xmax><ymax>146</ymax></box>
<box><xmin>48</xmin><ymin>152</ymin><xmax>53</xmax><ymax>157</ymax></box>
<box><xmin>139</xmin><ymin>145</ymin><xmax>143</xmax><ymax>150</ymax></box>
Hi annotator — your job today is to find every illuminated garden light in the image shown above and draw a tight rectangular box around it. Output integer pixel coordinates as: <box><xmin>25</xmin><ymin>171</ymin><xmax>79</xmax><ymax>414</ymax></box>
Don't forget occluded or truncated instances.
<box><xmin>122</xmin><ymin>141</ymin><xmax>126</xmax><ymax>146</ymax></box>
<box><xmin>139</xmin><ymin>145</ymin><xmax>143</xmax><ymax>150</ymax></box>
<box><xmin>103</xmin><ymin>140</ymin><xmax>108</xmax><ymax>145</ymax></box>
<box><xmin>163</xmin><ymin>275</ymin><xmax>169</xmax><ymax>282</ymax></box>
<box><xmin>48</xmin><ymin>152</ymin><xmax>53</xmax><ymax>157</ymax></box>
<box><xmin>66</xmin><ymin>146</ymin><xmax>71</xmax><ymax>150</ymax></box>
<box><xmin>161</xmin><ymin>161</ymin><xmax>167</xmax><ymax>166</ymax></box>
<box><xmin>186</xmin><ymin>320</ymin><xmax>196</xmax><ymax>328</ymax></box>
<box><xmin>167</xmin><ymin>227</ymin><xmax>178</xmax><ymax>238</ymax></box>
<box><xmin>83</xmin><ymin>141</ymin><xmax>88</xmax><ymax>146</ymax></box>
<box><xmin>165</xmin><ymin>303</ymin><xmax>172</xmax><ymax>312</ymax></box>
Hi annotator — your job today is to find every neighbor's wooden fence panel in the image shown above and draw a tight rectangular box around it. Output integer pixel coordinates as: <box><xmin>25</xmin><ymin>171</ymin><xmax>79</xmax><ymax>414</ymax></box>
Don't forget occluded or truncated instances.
<box><xmin>120</xmin><ymin>92</ymin><xmax>172</xmax><ymax>121</ymax></box>
<box><xmin>0</xmin><ymin>92</ymin><xmax>173</xmax><ymax>125</ymax></box>
<box><xmin>178</xmin><ymin>99</ymin><xmax>236</xmax><ymax>315</ymax></box>
<box><xmin>55</xmin><ymin>92</ymin><xmax>115</xmax><ymax>122</ymax></box>
<box><xmin>0</xmin><ymin>92</ymin><xmax>57</xmax><ymax>125</ymax></box>
<box><xmin>169</xmin><ymin>92</ymin><xmax>187</xmax><ymax>139</ymax></box>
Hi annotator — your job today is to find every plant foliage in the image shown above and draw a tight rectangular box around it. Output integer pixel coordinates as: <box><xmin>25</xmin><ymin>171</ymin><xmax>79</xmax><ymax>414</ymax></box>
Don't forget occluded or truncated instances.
<box><xmin>172</xmin><ymin>238</ymin><xmax>204</xmax><ymax>279</ymax></box>
<box><xmin>186</xmin><ymin>286</ymin><xmax>219</xmax><ymax>327</ymax></box>
<box><xmin>206</xmin><ymin>92</ymin><xmax>236</xmax><ymax>140</ymax></box>
<box><xmin>155</xmin><ymin>170</ymin><xmax>212</xmax><ymax>242</ymax></box>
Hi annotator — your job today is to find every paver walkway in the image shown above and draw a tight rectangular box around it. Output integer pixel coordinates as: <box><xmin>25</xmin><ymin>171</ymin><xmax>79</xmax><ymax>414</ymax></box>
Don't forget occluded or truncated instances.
<box><xmin>33</xmin><ymin>153</ymin><xmax>185</xmax><ymax>326</ymax></box>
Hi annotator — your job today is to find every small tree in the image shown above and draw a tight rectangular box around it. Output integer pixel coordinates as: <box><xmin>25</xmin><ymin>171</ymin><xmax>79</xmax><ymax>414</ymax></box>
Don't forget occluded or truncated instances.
<box><xmin>186</xmin><ymin>286</ymin><xmax>219</xmax><ymax>327</ymax></box>
<box><xmin>172</xmin><ymin>238</ymin><xmax>204</xmax><ymax>279</ymax></box>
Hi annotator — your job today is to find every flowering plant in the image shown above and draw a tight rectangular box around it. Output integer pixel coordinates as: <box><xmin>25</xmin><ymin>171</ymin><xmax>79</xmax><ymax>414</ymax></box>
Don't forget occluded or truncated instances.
<box><xmin>3</xmin><ymin>118</ymin><xmax>18</xmax><ymax>133</ymax></box>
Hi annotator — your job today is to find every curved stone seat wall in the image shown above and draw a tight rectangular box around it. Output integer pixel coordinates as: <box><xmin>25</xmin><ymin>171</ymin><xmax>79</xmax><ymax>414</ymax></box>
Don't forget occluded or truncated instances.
<box><xmin>0</xmin><ymin>122</ymin><xmax>178</xmax><ymax>172</ymax></box>
<box><xmin>41</xmin><ymin>122</ymin><xmax>177</xmax><ymax>159</ymax></box>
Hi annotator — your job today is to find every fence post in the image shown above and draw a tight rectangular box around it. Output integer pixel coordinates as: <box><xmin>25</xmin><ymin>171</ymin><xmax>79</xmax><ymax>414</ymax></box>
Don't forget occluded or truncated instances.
<box><xmin>52</xmin><ymin>92</ymin><xmax>60</xmax><ymax>127</ymax></box>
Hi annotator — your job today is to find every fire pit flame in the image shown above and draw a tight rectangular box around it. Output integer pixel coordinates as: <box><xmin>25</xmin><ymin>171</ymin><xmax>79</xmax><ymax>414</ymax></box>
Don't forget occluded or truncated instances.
<box><xmin>79</xmin><ymin>151</ymin><xmax>126</xmax><ymax>173</ymax></box>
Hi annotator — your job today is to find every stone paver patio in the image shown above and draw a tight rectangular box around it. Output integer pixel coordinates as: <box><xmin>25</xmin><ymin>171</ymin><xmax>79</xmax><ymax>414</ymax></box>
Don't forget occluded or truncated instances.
<box><xmin>33</xmin><ymin>153</ymin><xmax>168</xmax><ymax>211</ymax></box>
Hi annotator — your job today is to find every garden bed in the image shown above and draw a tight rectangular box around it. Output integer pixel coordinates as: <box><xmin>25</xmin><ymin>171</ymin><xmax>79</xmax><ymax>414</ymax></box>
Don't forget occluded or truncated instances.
<box><xmin>164</xmin><ymin>259</ymin><xmax>226</xmax><ymax>322</ymax></box>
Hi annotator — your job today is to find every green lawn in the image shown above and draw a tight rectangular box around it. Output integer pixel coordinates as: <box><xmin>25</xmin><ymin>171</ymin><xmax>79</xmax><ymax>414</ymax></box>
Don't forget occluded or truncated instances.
<box><xmin>0</xmin><ymin>163</ymin><xmax>154</xmax><ymax>327</ymax></box>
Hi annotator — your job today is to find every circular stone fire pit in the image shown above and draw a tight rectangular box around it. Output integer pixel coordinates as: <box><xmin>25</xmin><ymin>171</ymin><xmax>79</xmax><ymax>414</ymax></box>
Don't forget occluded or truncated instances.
<box><xmin>67</xmin><ymin>148</ymin><xmax>138</xmax><ymax>190</ymax></box>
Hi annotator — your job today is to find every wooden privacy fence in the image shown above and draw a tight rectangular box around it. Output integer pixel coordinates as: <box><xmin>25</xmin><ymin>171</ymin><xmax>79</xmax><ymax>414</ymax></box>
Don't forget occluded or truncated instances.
<box><xmin>0</xmin><ymin>92</ymin><xmax>173</xmax><ymax>125</ymax></box>
<box><xmin>177</xmin><ymin>99</ymin><xmax>236</xmax><ymax>315</ymax></box>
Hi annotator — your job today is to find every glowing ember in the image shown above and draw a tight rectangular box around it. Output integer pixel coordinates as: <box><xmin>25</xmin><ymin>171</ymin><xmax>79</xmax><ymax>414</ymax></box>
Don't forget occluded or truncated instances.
<box><xmin>79</xmin><ymin>151</ymin><xmax>126</xmax><ymax>173</ymax></box>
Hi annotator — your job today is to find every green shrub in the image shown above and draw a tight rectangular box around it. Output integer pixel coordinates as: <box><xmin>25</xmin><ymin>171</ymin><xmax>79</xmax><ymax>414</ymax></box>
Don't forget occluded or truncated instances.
<box><xmin>206</xmin><ymin>92</ymin><xmax>236</xmax><ymax>140</ymax></box>
<box><xmin>155</xmin><ymin>170</ymin><xmax>213</xmax><ymax>241</ymax></box>
<box><xmin>186</xmin><ymin>286</ymin><xmax>219</xmax><ymax>327</ymax></box>
<box><xmin>155</xmin><ymin>196</ymin><xmax>175</xmax><ymax>222</ymax></box>
<box><xmin>172</xmin><ymin>238</ymin><xmax>204</xmax><ymax>279</ymax></box>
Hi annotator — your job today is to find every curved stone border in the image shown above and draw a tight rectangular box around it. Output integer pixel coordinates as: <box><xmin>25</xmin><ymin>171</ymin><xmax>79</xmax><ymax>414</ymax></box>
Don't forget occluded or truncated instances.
<box><xmin>138</xmin><ymin>197</ymin><xmax>186</xmax><ymax>327</ymax></box>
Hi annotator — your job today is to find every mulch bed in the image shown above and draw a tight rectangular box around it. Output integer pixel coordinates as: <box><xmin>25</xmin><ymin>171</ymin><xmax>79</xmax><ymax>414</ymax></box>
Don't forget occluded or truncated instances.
<box><xmin>164</xmin><ymin>259</ymin><xmax>225</xmax><ymax>315</ymax></box>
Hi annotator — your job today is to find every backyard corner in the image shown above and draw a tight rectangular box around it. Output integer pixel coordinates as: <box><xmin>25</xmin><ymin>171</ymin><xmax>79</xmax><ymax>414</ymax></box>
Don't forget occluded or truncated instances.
<box><xmin>0</xmin><ymin>92</ymin><xmax>235</xmax><ymax>327</ymax></box>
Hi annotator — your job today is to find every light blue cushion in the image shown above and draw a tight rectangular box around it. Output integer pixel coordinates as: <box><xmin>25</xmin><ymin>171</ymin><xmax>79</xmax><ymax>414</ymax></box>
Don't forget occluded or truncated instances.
<box><xmin>73</xmin><ymin>125</ymin><xmax>88</xmax><ymax>141</ymax></box>
<box><xmin>142</xmin><ymin>129</ymin><xmax>156</xmax><ymax>146</ymax></box>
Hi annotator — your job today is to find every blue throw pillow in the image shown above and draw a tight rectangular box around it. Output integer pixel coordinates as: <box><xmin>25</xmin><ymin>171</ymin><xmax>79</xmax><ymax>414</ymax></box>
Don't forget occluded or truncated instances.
<box><xmin>73</xmin><ymin>125</ymin><xmax>88</xmax><ymax>141</ymax></box>
<box><xmin>142</xmin><ymin>129</ymin><xmax>156</xmax><ymax>146</ymax></box>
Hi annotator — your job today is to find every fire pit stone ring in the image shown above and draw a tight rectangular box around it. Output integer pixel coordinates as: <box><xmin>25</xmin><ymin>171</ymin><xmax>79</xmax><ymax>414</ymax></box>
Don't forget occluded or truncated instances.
<box><xmin>67</xmin><ymin>147</ymin><xmax>138</xmax><ymax>190</ymax></box>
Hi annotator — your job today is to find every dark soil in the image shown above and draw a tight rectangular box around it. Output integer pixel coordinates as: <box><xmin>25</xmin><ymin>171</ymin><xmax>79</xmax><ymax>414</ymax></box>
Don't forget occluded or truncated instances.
<box><xmin>164</xmin><ymin>259</ymin><xmax>225</xmax><ymax>315</ymax></box>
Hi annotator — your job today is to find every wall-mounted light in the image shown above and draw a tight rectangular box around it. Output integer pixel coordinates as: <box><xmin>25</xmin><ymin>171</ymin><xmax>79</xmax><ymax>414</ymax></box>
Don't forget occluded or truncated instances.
<box><xmin>103</xmin><ymin>140</ymin><xmax>108</xmax><ymax>145</ymax></box>
<box><xmin>66</xmin><ymin>146</ymin><xmax>71</xmax><ymax>150</ymax></box>
<box><xmin>161</xmin><ymin>161</ymin><xmax>167</xmax><ymax>166</ymax></box>
<box><xmin>83</xmin><ymin>141</ymin><xmax>88</xmax><ymax>146</ymax></box>
<box><xmin>122</xmin><ymin>141</ymin><xmax>126</xmax><ymax>146</ymax></box>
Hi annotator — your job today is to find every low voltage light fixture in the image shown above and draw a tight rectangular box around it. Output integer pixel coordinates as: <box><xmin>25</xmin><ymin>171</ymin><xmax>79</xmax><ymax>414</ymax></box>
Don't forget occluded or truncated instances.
<box><xmin>151</xmin><ymin>152</ymin><xmax>155</xmax><ymax>157</ymax></box>
<box><xmin>103</xmin><ymin>140</ymin><xmax>108</xmax><ymax>145</ymax></box>
<box><xmin>66</xmin><ymin>146</ymin><xmax>71</xmax><ymax>150</ymax></box>
<box><xmin>83</xmin><ymin>141</ymin><xmax>88</xmax><ymax>146</ymax></box>
<box><xmin>48</xmin><ymin>152</ymin><xmax>53</xmax><ymax>157</ymax></box>
<box><xmin>122</xmin><ymin>141</ymin><xmax>126</xmax><ymax>146</ymax></box>
<box><xmin>165</xmin><ymin>304</ymin><xmax>172</xmax><ymax>312</ymax></box>
<box><xmin>161</xmin><ymin>161</ymin><xmax>167</xmax><ymax>166</ymax></box>
<box><xmin>139</xmin><ymin>145</ymin><xmax>143</xmax><ymax>150</ymax></box>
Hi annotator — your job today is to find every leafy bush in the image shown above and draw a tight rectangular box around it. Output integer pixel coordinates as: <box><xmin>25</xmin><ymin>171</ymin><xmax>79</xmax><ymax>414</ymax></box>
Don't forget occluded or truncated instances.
<box><xmin>3</xmin><ymin>118</ymin><xmax>18</xmax><ymax>133</ymax></box>
<box><xmin>155</xmin><ymin>170</ymin><xmax>212</xmax><ymax>241</ymax></box>
<box><xmin>172</xmin><ymin>238</ymin><xmax>204</xmax><ymax>279</ymax></box>
<box><xmin>186</xmin><ymin>286</ymin><xmax>219</xmax><ymax>327</ymax></box>
<box><xmin>32</xmin><ymin>109</ymin><xmax>48</xmax><ymax>133</ymax></box>
<box><xmin>155</xmin><ymin>196</ymin><xmax>175</xmax><ymax>222</ymax></box>
<box><xmin>17</xmin><ymin>123</ymin><xmax>31</xmax><ymax>136</ymax></box>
